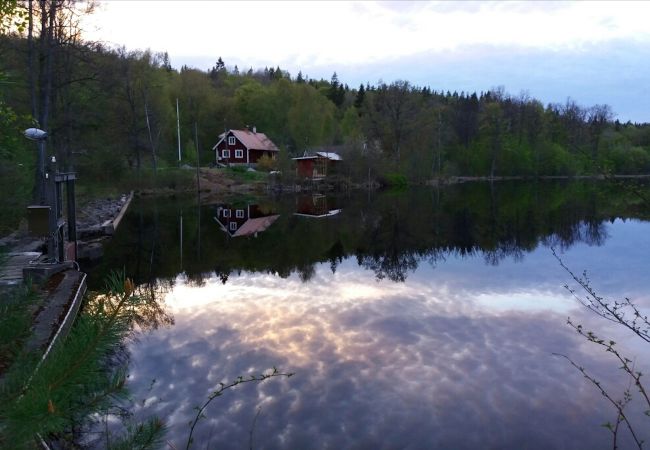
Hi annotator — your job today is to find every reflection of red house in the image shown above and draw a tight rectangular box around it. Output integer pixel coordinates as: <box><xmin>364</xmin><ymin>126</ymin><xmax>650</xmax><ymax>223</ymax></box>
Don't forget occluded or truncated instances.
<box><xmin>213</xmin><ymin>128</ymin><xmax>279</xmax><ymax>166</ymax></box>
<box><xmin>292</xmin><ymin>152</ymin><xmax>342</xmax><ymax>179</ymax></box>
<box><xmin>213</xmin><ymin>203</ymin><xmax>279</xmax><ymax>237</ymax></box>
<box><xmin>294</xmin><ymin>194</ymin><xmax>341</xmax><ymax>218</ymax></box>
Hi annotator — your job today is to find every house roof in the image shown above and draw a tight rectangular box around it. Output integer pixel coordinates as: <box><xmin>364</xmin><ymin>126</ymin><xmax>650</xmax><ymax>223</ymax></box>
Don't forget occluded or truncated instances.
<box><xmin>214</xmin><ymin>129</ymin><xmax>279</xmax><ymax>152</ymax></box>
<box><xmin>294</xmin><ymin>209</ymin><xmax>341</xmax><ymax>218</ymax></box>
<box><xmin>213</xmin><ymin>214</ymin><xmax>280</xmax><ymax>238</ymax></box>
<box><xmin>292</xmin><ymin>152</ymin><xmax>342</xmax><ymax>161</ymax></box>
<box><xmin>316</xmin><ymin>152</ymin><xmax>342</xmax><ymax>161</ymax></box>
<box><xmin>232</xmin><ymin>215</ymin><xmax>280</xmax><ymax>237</ymax></box>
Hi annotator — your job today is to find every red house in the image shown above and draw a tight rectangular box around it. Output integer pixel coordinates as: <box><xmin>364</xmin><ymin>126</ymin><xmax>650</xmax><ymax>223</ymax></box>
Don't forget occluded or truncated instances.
<box><xmin>213</xmin><ymin>128</ymin><xmax>279</xmax><ymax>166</ymax></box>
<box><xmin>292</xmin><ymin>152</ymin><xmax>342</xmax><ymax>179</ymax></box>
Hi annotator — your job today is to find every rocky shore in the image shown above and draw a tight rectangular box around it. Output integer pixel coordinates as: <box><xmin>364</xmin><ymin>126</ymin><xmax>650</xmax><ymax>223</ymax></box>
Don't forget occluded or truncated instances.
<box><xmin>0</xmin><ymin>193</ymin><xmax>133</xmax><ymax>261</ymax></box>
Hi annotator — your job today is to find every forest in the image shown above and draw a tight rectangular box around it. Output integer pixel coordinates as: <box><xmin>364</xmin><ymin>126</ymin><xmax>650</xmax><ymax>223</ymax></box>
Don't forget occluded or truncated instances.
<box><xmin>1</xmin><ymin>1</ymin><xmax>650</xmax><ymax>224</ymax></box>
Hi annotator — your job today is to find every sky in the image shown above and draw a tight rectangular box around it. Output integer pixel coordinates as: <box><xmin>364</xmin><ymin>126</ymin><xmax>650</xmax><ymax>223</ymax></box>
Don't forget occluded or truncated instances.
<box><xmin>83</xmin><ymin>1</ymin><xmax>650</xmax><ymax>123</ymax></box>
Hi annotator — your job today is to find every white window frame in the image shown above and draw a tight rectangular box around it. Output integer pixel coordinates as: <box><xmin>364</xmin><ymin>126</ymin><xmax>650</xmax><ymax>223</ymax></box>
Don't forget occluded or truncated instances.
<box><xmin>235</xmin><ymin>209</ymin><xmax>244</xmax><ymax>218</ymax></box>
<box><xmin>235</xmin><ymin>149</ymin><xmax>244</xmax><ymax>159</ymax></box>
<box><xmin>228</xmin><ymin>136</ymin><xmax>236</xmax><ymax>145</ymax></box>
<box><xmin>222</xmin><ymin>149</ymin><xmax>230</xmax><ymax>158</ymax></box>
<box><xmin>229</xmin><ymin>222</ymin><xmax>237</xmax><ymax>231</ymax></box>
<box><xmin>223</xmin><ymin>209</ymin><xmax>231</xmax><ymax>218</ymax></box>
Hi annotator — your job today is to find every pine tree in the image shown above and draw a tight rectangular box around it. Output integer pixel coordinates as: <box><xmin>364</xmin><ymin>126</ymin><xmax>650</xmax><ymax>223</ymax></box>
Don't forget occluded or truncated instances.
<box><xmin>328</xmin><ymin>72</ymin><xmax>344</xmax><ymax>107</ymax></box>
<box><xmin>354</xmin><ymin>83</ymin><xmax>365</xmax><ymax>109</ymax></box>
<box><xmin>0</xmin><ymin>271</ymin><xmax>166</xmax><ymax>448</ymax></box>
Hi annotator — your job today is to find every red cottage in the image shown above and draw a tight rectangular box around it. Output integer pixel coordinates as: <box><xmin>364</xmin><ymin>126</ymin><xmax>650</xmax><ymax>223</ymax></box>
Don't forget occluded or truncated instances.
<box><xmin>292</xmin><ymin>152</ymin><xmax>342</xmax><ymax>179</ymax></box>
<box><xmin>213</xmin><ymin>128</ymin><xmax>279</xmax><ymax>166</ymax></box>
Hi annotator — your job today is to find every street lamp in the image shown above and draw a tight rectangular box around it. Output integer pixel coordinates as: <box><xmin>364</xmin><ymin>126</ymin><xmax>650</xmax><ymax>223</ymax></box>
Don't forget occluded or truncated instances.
<box><xmin>22</xmin><ymin>128</ymin><xmax>79</xmax><ymax>279</ymax></box>
<box><xmin>24</xmin><ymin>127</ymin><xmax>48</xmax><ymax>205</ymax></box>
<box><xmin>24</xmin><ymin>127</ymin><xmax>59</xmax><ymax>262</ymax></box>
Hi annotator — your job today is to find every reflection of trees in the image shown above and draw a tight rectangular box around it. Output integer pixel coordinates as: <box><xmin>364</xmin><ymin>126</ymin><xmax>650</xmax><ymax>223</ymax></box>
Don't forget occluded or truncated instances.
<box><xmin>541</xmin><ymin>221</ymin><xmax>608</xmax><ymax>251</ymax></box>
<box><xmin>359</xmin><ymin>251</ymin><xmax>418</xmax><ymax>282</ymax></box>
<box><xmin>358</xmin><ymin>210</ymin><xmax>419</xmax><ymax>282</ymax></box>
<box><xmin>298</xmin><ymin>263</ymin><xmax>316</xmax><ymax>282</ymax></box>
<box><xmin>326</xmin><ymin>240</ymin><xmax>345</xmax><ymax>274</ymax></box>
<box><xmin>92</xmin><ymin>181</ymin><xmax>638</xmax><ymax>286</ymax></box>
<box><xmin>132</xmin><ymin>282</ymin><xmax>174</xmax><ymax>331</ymax></box>
<box><xmin>87</xmin><ymin>280</ymin><xmax>174</xmax><ymax>332</ymax></box>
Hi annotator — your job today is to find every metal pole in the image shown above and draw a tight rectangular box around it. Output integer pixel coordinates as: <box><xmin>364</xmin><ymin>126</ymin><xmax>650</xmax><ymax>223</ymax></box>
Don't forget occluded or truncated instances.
<box><xmin>194</xmin><ymin>122</ymin><xmax>200</xmax><ymax>192</ymax></box>
<box><xmin>67</xmin><ymin>179</ymin><xmax>77</xmax><ymax>261</ymax></box>
<box><xmin>46</xmin><ymin>159</ymin><xmax>57</xmax><ymax>262</ymax></box>
<box><xmin>176</xmin><ymin>98</ymin><xmax>181</xmax><ymax>163</ymax></box>
<box><xmin>38</xmin><ymin>140</ymin><xmax>46</xmax><ymax>204</ymax></box>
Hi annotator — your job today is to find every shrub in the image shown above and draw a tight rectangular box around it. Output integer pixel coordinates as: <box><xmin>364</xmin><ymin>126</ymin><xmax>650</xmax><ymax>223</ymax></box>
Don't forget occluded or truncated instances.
<box><xmin>378</xmin><ymin>173</ymin><xmax>408</xmax><ymax>188</ymax></box>
<box><xmin>256</xmin><ymin>154</ymin><xmax>277</xmax><ymax>172</ymax></box>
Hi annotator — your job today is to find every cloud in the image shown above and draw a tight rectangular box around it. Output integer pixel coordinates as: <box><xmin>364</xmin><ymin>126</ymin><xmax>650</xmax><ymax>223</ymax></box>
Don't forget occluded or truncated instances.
<box><xmin>83</xmin><ymin>1</ymin><xmax>650</xmax><ymax>121</ymax></box>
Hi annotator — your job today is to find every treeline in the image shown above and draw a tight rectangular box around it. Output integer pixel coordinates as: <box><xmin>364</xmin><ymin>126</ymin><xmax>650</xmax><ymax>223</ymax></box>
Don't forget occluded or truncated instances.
<box><xmin>1</xmin><ymin>2</ymin><xmax>650</xmax><ymax>192</ymax></box>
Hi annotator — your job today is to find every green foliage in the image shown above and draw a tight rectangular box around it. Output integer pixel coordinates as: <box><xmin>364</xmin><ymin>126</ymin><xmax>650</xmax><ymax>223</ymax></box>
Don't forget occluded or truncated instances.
<box><xmin>256</xmin><ymin>153</ymin><xmax>277</xmax><ymax>172</ymax></box>
<box><xmin>0</xmin><ymin>271</ymin><xmax>165</xmax><ymax>448</ymax></box>
<box><xmin>229</xmin><ymin>165</ymin><xmax>248</xmax><ymax>173</ymax></box>
<box><xmin>0</xmin><ymin>97</ymin><xmax>34</xmax><ymax>235</ymax></box>
<box><xmin>379</xmin><ymin>173</ymin><xmax>408</xmax><ymax>188</ymax></box>
<box><xmin>0</xmin><ymin>283</ymin><xmax>39</xmax><ymax>376</ymax></box>
<box><xmin>0</xmin><ymin>0</ymin><xmax>27</xmax><ymax>35</ymax></box>
<box><xmin>226</xmin><ymin>166</ymin><xmax>267</xmax><ymax>182</ymax></box>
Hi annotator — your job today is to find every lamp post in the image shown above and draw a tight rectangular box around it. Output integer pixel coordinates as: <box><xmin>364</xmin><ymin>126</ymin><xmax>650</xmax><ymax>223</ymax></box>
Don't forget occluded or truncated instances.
<box><xmin>24</xmin><ymin>127</ymin><xmax>48</xmax><ymax>204</ymax></box>
<box><xmin>24</xmin><ymin>128</ymin><xmax>59</xmax><ymax>262</ymax></box>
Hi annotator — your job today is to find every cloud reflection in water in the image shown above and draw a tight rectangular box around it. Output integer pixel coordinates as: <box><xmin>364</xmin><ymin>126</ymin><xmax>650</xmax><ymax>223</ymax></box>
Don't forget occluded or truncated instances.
<box><xmin>122</xmin><ymin>236</ymin><xmax>650</xmax><ymax>450</ymax></box>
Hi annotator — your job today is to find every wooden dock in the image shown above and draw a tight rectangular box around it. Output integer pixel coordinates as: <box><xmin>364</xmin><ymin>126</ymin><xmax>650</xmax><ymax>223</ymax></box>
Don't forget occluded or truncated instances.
<box><xmin>0</xmin><ymin>252</ymin><xmax>42</xmax><ymax>286</ymax></box>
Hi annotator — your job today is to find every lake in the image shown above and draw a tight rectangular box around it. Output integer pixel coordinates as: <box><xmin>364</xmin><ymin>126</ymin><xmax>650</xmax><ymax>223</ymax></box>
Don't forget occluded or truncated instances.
<box><xmin>87</xmin><ymin>180</ymin><xmax>650</xmax><ymax>449</ymax></box>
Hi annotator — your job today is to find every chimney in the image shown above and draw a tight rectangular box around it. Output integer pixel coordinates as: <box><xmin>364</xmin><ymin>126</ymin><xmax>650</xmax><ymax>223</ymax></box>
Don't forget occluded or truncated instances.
<box><xmin>253</xmin><ymin>126</ymin><xmax>257</xmax><ymax>134</ymax></box>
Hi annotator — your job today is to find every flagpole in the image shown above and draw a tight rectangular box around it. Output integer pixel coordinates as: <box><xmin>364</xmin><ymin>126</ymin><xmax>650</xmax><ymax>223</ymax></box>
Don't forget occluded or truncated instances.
<box><xmin>176</xmin><ymin>98</ymin><xmax>181</xmax><ymax>162</ymax></box>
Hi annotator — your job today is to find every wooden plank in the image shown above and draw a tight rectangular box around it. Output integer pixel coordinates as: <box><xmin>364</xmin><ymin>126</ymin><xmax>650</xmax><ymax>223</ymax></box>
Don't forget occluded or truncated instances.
<box><xmin>0</xmin><ymin>252</ymin><xmax>42</xmax><ymax>285</ymax></box>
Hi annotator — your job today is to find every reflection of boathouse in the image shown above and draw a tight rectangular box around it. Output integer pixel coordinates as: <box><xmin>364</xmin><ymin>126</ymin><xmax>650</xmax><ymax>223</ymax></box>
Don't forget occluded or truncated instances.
<box><xmin>214</xmin><ymin>204</ymin><xmax>279</xmax><ymax>237</ymax></box>
<box><xmin>294</xmin><ymin>194</ymin><xmax>341</xmax><ymax>218</ymax></box>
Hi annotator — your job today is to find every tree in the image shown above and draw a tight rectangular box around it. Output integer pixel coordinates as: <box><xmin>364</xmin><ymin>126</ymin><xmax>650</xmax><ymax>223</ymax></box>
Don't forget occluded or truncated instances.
<box><xmin>327</xmin><ymin>72</ymin><xmax>344</xmax><ymax>107</ymax></box>
<box><xmin>588</xmin><ymin>104</ymin><xmax>614</xmax><ymax>160</ymax></box>
<box><xmin>480</xmin><ymin>101</ymin><xmax>509</xmax><ymax>179</ymax></box>
<box><xmin>354</xmin><ymin>83</ymin><xmax>365</xmax><ymax>110</ymax></box>
<box><xmin>287</xmin><ymin>83</ymin><xmax>336</xmax><ymax>152</ymax></box>
<box><xmin>208</xmin><ymin>56</ymin><xmax>226</xmax><ymax>84</ymax></box>
<box><xmin>0</xmin><ymin>0</ymin><xmax>27</xmax><ymax>35</ymax></box>
<box><xmin>363</xmin><ymin>80</ymin><xmax>418</xmax><ymax>168</ymax></box>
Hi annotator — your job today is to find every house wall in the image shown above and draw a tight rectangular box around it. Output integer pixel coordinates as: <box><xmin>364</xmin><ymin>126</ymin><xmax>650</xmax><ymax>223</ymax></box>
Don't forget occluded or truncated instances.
<box><xmin>296</xmin><ymin>159</ymin><xmax>315</xmax><ymax>178</ymax></box>
<box><xmin>215</xmin><ymin>132</ymin><xmax>277</xmax><ymax>165</ymax></box>
<box><xmin>216</xmin><ymin>133</ymin><xmax>248</xmax><ymax>164</ymax></box>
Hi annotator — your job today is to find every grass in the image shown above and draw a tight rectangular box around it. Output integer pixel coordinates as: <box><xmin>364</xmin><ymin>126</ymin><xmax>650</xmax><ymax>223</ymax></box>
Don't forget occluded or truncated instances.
<box><xmin>225</xmin><ymin>166</ymin><xmax>268</xmax><ymax>183</ymax></box>
<box><xmin>76</xmin><ymin>167</ymin><xmax>196</xmax><ymax>205</ymax></box>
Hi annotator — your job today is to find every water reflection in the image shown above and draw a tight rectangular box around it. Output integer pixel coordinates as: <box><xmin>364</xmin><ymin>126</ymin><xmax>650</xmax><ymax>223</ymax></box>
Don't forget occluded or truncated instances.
<box><xmin>214</xmin><ymin>202</ymin><xmax>280</xmax><ymax>238</ymax></box>
<box><xmin>89</xmin><ymin>181</ymin><xmax>650</xmax><ymax>449</ymax></box>
<box><xmin>88</xmin><ymin>181</ymin><xmax>647</xmax><ymax>288</ymax></box>
<box><xmin>294</xmin><ymin>194</ymin><xmax>342</xmax><ymax>218</ymax></box>
<box><xmin>123</xmin><ymin>236</ymin><xmax>650</xmax><ymax>449</ymax></box>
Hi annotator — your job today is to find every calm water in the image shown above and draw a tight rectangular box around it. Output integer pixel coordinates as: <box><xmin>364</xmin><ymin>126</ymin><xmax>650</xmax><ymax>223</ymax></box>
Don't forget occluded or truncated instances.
<box><xmin>89</xmin><ymin>181</ymin><xmax>650</xmax><ymax>449</ymax></box>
